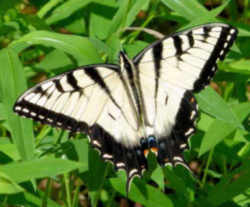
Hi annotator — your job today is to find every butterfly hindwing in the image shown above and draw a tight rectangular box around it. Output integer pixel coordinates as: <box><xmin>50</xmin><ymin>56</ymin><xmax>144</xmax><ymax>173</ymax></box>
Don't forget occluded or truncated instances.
<box><xmin>14</xmin><ymin>64</ymin><xmax>118</xmax><ymax>131</ymax></box>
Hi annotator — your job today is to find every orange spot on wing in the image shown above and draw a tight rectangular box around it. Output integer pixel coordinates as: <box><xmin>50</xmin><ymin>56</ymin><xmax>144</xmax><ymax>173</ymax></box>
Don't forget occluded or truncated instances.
<box><xmin>190</xmin><ymin>97</ymin><xmax>195</xmax><ymax>103</ymax></box>
<box><xmin>144</xmin><ymin>149</ymin><xmax>149</xmax><ymax>157</ymax></box>
<box><xmin>164</xmin><ymin>158</ymin><xmax>170</xmax><ymax>163</ymax></box>
<box><xmin>151</xmin><ymin>147</ymin><xmax>158</xmax><ymax>154</ymax></box>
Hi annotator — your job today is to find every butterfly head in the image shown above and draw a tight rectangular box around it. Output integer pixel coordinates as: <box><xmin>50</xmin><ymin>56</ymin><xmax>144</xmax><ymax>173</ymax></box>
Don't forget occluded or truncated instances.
<box><xmin>140</xmin><ymin>135</ymin><xmax>158</xmax><ymax>157</ymax></box>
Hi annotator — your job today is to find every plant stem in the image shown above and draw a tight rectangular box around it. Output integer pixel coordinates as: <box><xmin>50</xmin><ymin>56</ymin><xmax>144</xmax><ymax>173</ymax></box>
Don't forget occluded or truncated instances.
<box><xmin>64</xmin><ymin>173</ymin><xmax>72</xmax><ymax>207</ymax></box>
<box><xmin>72</xmin><ymin>183</ymin><xmax>80</xmax><ymax>207</ymax></box>
<box><xmin>201</xmin><ymin>148</ymin><xmax>214</xmax><ymax>188</ymax></box>
<box><xmin>42</xmin><ymin>178</ymin><xmax>52</xmax><ymax>207</ymax></box>
<box><xmin>37</xmin><ymin>0</ymin><xmax>64</xmax><ymax>19</ymax></box>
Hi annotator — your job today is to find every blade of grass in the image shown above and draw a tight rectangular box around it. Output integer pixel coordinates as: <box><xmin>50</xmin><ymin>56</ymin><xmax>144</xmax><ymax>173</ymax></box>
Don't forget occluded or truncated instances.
<box><xmin>0</xmin><ymin>48</ymin><xmax>34</xmax><ymax>161</ymax></box>
<box><xmin>64</xmin><ymin>173</ymin><xmax>72</xmax><ymax>207</ymax></box>
<box><xmin>1</xmin><ymin>158</ymin><xmax>85</xmax><ymax>183</ymax></box>
<box><xmin>201</xmin><ymin>148</ymin><xmax>214</xmax><ymax>188</ymax></box>
<box><xmin>42</xmin><ymin>178</ymin><xmax>52</xmax><ymax>207</ymax></box>
<box><xmin>38</xmin><ymin>0</ymin><xmax>64</xmax><ymax>19</ymax></box>
<box><xmin>125</xmin><ymin>0</ymin><xmax>150</xmax><ymax>27</ymax></box>
<box><xmin>0</xmin><ymin>172</ymin><xmax>24</xmax><ymax>194</ymax></box>
<box><xmin>107</xmin><ymin>0</ymin><xmax>129</xmax><ymax>37</ymax></box>
<box><xmin>45</xmin><ymin>0</ymin><xmax>92</xmax><ymax>25</ymax></box>
<box><xmin>24</xmin><ymin>190</ymin><xmax>62</xmax><ymax>207</ymax></box>
<box><xmin>161</xmin><ymin>0</ymin><xmax>209</xmax><ymax>21</ymax></box>
<box><xmin>9</xmin><ymin>31</ymin><xmax>101</xmax><ymax>65</ymax></box>
<box><xmin>209</xmin><ymin>0</ymin><xmax>232</xmax><ymax>17</ymax></box>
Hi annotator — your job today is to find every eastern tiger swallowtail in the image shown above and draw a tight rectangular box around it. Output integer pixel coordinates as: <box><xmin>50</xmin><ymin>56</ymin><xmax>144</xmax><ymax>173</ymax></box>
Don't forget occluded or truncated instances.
<box><xmin>13</xmin><ymin>23</ymin><xmax>237</xmax><ymax>192</ymax></box>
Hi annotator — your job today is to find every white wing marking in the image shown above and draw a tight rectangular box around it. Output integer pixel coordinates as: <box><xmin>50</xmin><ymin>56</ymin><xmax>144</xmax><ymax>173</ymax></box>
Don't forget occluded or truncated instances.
<box><xmin>60</xmin><ymin>76</ymin><xmax>74</xmax><ymax>91</ymax></box>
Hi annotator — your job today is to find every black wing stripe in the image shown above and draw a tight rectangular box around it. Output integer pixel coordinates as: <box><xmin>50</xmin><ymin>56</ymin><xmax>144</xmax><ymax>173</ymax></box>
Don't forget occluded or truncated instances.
<box><xmin>54</xmin><ymin>79</ymin><xmax>64</xmax><ymax>92</ymax></box>
<box><xmin>173</xmin><ymin>36</ymin><xmax>183</xmax><ymax>56</ymax></box>
<box><xmin>84</xmin><ymin>67</ymin><xmax>122</xmax><ymax>110</ymax></box>
<box><xmin>14</xmin><ymin>100</ymin><xmax>89</xmax><ymax>133</ymax></box>
<box><xmin>67</xmin><ymin>72</ymin><xmax>80</xmax><ymax>90</ymax></box>
<box><xmin>152</xmin><ymin>42</ymin><xmax>163</xmax><ymax>100</ymax></box>
<box><xmin>172</xmin><ymin>91</ymin><xmax>197</xmax><ymax>149</ymax></box>
<box><xmin>120</xmin><ymin>52</ymin><xmax>142</xmax><ymax>116</ymax></box>
<box><xmin>193</xmin><ymin>26</ymin><xmax>237</xmax><ymax>92</ymax></box>
<box><xmin>187</xmin><ymin>31</ymin><xmax>194</xmax><ymax>47</ymax></box>
<box><xmin>203</xmin><ymin>26</ymin><xmax>212</xmax><ymax>40</ymax></box>
<box><xmin>84</xmin><ymin>68</ymin><xmax>109</xmax><ymax>93</ymax></box>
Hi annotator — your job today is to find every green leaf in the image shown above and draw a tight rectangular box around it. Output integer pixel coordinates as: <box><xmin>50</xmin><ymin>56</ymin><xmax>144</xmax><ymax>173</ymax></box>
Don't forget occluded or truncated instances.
<box><xmin>197</xmin><ymin>112</ymin><xmax>214</xmax><ymax>131</ymax></box>
<box><xmin>0</xmin><ymin>172</ymin><xmax>24</xmax><ymax>194</ymax></box>
<box><xmin>22</xmin><ymin>14</ymin><xmax>51</xmax><ymax>31</ymax></box>
<box><xmin>224</xmin><ymin>59</ymin><xmax>250</xmax><ymax>75</ymax></box>
<box><xmin>0</xmin><ymin>142</ymin><xmax>20</xmax><ymax>161</ymax></box>
<box><xmin>9</xmin><ymin>31</ymin><xmax>101</xmax><ymax>65</ymax></box>
<box><xmin>63</xmin><ymin>139</ymin><xmax>89</xmax><ymax>173</ymax></box>
<box><xmin>37</xmin><ymin>0</ymin><xmax>64</xmax><ymax>19</ymax></box>
<box><xmin>1</xmin><ymin>158</ymin><xmax>85</xmax><ymax>183</ymax></box>
<box><xmin>124</xmin><ymin>40</ymin><xmax>148</xmax><ymax>59</ymax></box>
<box><xmin>89</xmin><ymin>37</ymin><xmax>113</xmax><ymax>57</ymax></box>
<box><xmin>205</xmin><ymin>159</ymin><xmax>250</xmax><ymax>206</ymax></box>
<box><xmin>24</xmin><ymin>190</ymin><xmax>63</xmax><ymax>207</ymax></box>
<box><xmin>35</xmin><ymin>49</ymin><xmax>73</xmax><ymax>72</ymax></box>
<box><xmin>0</xmin><ymin>102</ymin><xmax>7</xmax><ymax>120</ymax></box>
<box><xmin>84</xmin><ymin>147</ymin><xmax>107</xmax><ymax>206</ymax></box>
<box><xmin>238</xmin><ymin>142</ymin><xmax>250</xmax><ymax>159</ymax></box>
<box><xmin>163</xmin><ymin>167</ymin><xmax>190</xmax><ymax>199</ymax></box>
<box><xmin>65</xmin><ymin>16</ymin><xmax>86</xmax><ymax>34</ymax></box>
<box><xmin>199</xmin><ymin>119</ymin><xmax>237</xmax><ymax>156</ymax></box>
<box><xmin>151</xmin><ymin>167</ymin><xmax>164</xmax><ymax>191</ymax></box>
<box><xmin>110</xmin><ymin>175</ymin><xmax>174</xmax><ymax>207</ymax></box>
<box><xmin>89</xmin><ymin>1</ymin><xmax>117</xmax><ymax>40</ymax></box>
<box><xmin>0</xmin><ymin>48</ymin><xmax>34</xmax><ymax>161</ymax></box>
<box><xmin>0</xmin><ymin>23</ymin><xmax>16</xmax><ymax>35</ymax></box>
<box><xmin>161</xmin><ymin>0</ymin><xmax>209</xmax><ymax>21</ymax></box>
<box><xmin>107</xmin><ymin>0</ymin><xmax>129</xmax><ymax>37</ymax></box>
<box><xmin>106</xmin><ymin>33</ymin><xmax>121</xmax><ymax>62</ymax></box>
<box><xmin>209</xmin><ymin>0</ymin><xmax>231</xmax><ymax>17</ymax></box>
<box><xmin>233</xmin><ymin>189</ymin><xmax>250</xmax><ymax>207</ymax></box>
<box><xmin>231</xmin><ymin>102</ymin><xmax>250</xmax><ymax>123</ymax></box>
<box><xmin>125</xmin><ymin>0</ymin><xmax>150</xmax><ymax>27</ymax></box>
<box><xmin>196</xmin><ymin>87</ymin><xmax>242</xmax><ymax>128</ymax></box>
<box><xmin>0</xmin><ymin>0</ymin><xmax>20</xmax><ymax>15</ymax></box>
<box><xmin>46</xmin><ymin>0</ymin><xmax>92</xmax><ymax>25</ymax></box>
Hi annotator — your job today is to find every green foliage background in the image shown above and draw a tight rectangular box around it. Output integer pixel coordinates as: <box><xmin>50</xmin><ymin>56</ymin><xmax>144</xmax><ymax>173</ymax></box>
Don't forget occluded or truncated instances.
<box><xmin>0</xmin><ymin>0</ymin><xmax>249</xmax><ymax>206</ymax></box>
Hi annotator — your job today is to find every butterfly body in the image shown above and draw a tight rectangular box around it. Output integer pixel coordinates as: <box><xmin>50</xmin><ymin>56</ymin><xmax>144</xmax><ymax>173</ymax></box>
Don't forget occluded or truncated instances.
<box><xmin>13</xmin><ymin>23</ymin><xmax>238</xmax><ymax>191</ymax></box>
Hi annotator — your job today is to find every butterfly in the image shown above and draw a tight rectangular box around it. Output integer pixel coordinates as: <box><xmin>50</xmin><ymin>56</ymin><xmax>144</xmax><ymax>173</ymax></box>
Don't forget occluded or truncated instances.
<box><xmin>13</xmin><ymin>23</ymin><xmax>237</xmax><ymax>192</ymax></box>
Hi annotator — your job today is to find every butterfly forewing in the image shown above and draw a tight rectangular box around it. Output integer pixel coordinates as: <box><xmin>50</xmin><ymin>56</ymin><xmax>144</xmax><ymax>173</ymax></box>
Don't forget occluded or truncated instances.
<box><xmin>134</xmin><ymin>23</ymin><xmax>237</xmax><ymax>92</ymax></box>
<box><xmin>14</xmin><ymin>65</ymin><xmax>136</xmax><ymax>134</ymax></box>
